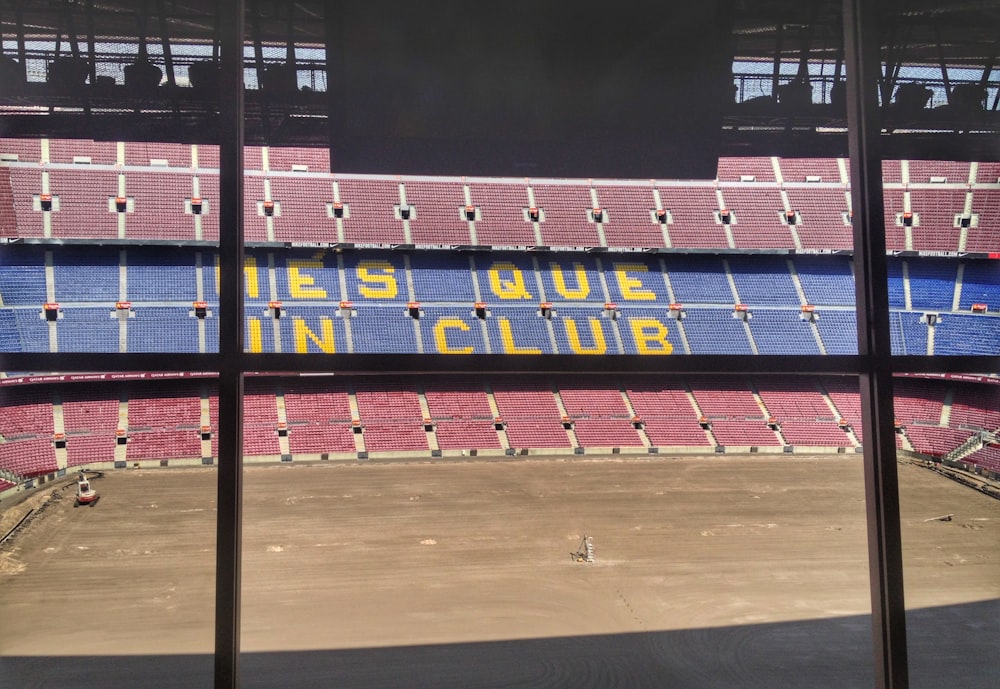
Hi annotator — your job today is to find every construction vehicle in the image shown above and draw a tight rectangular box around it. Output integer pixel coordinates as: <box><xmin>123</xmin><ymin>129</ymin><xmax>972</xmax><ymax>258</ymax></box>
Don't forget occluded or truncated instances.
<box><xmin>74</xmin><ymin>472</ymin><xmax>100</xmax><ymax>507</ymax></box>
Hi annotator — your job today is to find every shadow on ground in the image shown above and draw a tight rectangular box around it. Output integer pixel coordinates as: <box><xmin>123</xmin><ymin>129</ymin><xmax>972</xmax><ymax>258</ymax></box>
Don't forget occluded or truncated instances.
<box><xmin>2</xmin><ymin>600</ymin><xmax>996</xmax><ymax>689</ymax></box>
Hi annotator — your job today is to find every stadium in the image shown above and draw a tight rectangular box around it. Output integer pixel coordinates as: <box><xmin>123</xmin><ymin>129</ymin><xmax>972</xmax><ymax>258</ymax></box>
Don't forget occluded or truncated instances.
<box><xmin>1</xmin><ymin>1</ymin><xmax>999</xmax><ymax>689</ymax></box>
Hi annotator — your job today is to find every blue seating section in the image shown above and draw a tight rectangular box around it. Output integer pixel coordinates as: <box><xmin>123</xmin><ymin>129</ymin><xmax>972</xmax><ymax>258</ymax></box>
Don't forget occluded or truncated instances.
<box><xmin>59</xmin><ymin>307</ymin><xmax>120</xmax><ymax>353</ymax></box>
<box><xmin>794</xmin><ymin>257</ymin><xmax>854</xmax><ymax>306</ymax></box>
<box><xmin>14</xmin><ymin>308</ymin><xmax>51</xmax><ymax>352</ymax></box>
<box><xmin>127</xmin><ymin>248</ymin><xmax>198</xmax><ymax>301</ymax></box>
<box><xmin>127</xmin><ymin>307</ymin><xmax>202</xmax><ymax>353</ymax></box>
<box><xmin>748</xmin><ymin>309</ymin><xmax>823</xmax><ymax>354</ymax></box>
<box><xmin>727</xmin><ymin>256</ymin><xmax>800</xmax><ymax>306</ymax></box>
<box><xmin>908</xmin><ymin>259</ymin><xmax>957</xmax><ymax>311</ymax></box>
<box><xmin>814</xmin><ymin>310</ymin><xmax>858</xmax><ymax>354</ymax></box>
<box><xmin>1</xmin><ymin>244</ymin><xmax>997</xmax><ymax>356</ymax></box>
<box><xmin>661</xmin><ymin>256</ymin><xmax>732</xmax><ymax>304</ymax></box>
<box><xmin>887</xmin><ymin>260</ymin><xmax>906</xmax><ymax>309</ymax></box>
<box><xmin>273</xmin><ymin>250</ymin><xmax>341</xmax><ymax>302</ymax></box>
<box><xmin>959</xmin><ymin>261</ymin><xmax>1000</xmax><ymax>310</ymax></box>
<box><xmin>0</xmin><ymin>309</ymin><xmax>21</xmax><ymax>351</ymax></box>
<box><xmin>276</xmin><ymin>305</ymin><xmax>349</xmax><ymax>354</ymax></box>
<box><xmin>604</xmin><ymin>257</ymin><xmax>672</xmax><ymax>304</ymax></box>
<box><xmin>681</xmin><ymin>309</ymin><xmax>754</xmax><ymax>354</ymax></box>
<box><xmin>342</xmin><ymin>252</ymin><xmax>407</xmax><ymax>303</ymax></box>
<box><xmin>934</xmin><ymin>314</ymin><xmax>1000</xmax><ymax>355</ymax></box>
<box><xmin>475</xmin><ymin>253</ymin><xmax>540</xmax><ymax>305</ymax></box>
<box><xmin>891</xmin><ymin>312</ymin><xmax>929</xmax><ymax>355</ymax></box>
<box><xmin>410</xmin><ymin>253</ymin><xmax>477</xmax><ymax>302</ymax></box>
<box><xmin>350</xmin><ymin>305</ymin><xmax>421</xmax><ymax>354</ymax></box>
<box><xmin>53</xmin><ymin>249</ymin><xmax>119</xmax><ymax>302</ymax></box>
<box><xmin>0</xmin><ymin>247</ymin><xmax>47</xmax><ymax>305</ymax></box>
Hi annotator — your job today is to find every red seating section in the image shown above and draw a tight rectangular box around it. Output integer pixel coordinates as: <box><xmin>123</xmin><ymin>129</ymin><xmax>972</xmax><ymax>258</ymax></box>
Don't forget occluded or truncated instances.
<box><xmin>0</xmin><ymin>438</ymin><xmax>57</xmax><ymax>477</ymax></box>
<box><xmin>0</xmin><ymin>168</ymin><xmax>16</xmax><ymax>237</ymax></box>
<box><xmin>468</xmin><ymin>181</ymin><xmax>535</xmax><ymax>246</ymax></box>
<box><xmin>1</xmin><ymin>376</ymin><xmax>999</xmax><ymax>477</ymax></box>
<box><xmin>596</xmin><ymin>183</ymin><xmax>665</xmax><ymax>248</ymax></box>
<box><xmin>559</xmin><ymin>383</ymin><xmax>644</xmax><ymax>447</ymax></box>
<box><xmin>0</xmin><ymin>142</ymin><xmax>989</xmax><ymax>254</ymax></box>
<box><xmin>658</xmin><ymin>185</ymin><xmax>729</xmax><ymax>249</ymax></box>
<box><xmin>492</xmin><ymin>380</ymin><xmax>571</xmax><ymax>448</ymax></box>
<box><xmin>354</xmin><ymin>378</ymin><xmax>428</xmax><ymax>452</ymax></box>
<box><xmin>404</xmin><ymin>181</ymin><xmax>471</xmax><ymax>245</ymax></box>
<box><xmin>623</xmin><ymin>377</ymin><xmax>710</xmax><ymax>446</ymax></box>
<box><xmin>532</xmin><ymin>183</ymin><xmax>601</xmax><ymax>247</ymax></box>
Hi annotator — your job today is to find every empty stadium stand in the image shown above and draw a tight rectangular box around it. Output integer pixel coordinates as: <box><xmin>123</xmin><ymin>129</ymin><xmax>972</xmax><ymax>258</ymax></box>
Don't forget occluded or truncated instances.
<box><xmin>1</xmin><ymin>142</ymin><xmax>999</xmax><ymax>480</ymax></box>
<box><xmin>1</xmin><ymin>372</ymin><xmax>998</xmax><ymax>476</ymax></box>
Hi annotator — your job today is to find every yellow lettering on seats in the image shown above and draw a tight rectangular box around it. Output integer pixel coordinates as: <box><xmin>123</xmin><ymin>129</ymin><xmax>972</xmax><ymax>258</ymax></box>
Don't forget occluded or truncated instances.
<box><xmin>293</xmin><ymin>318</ymin><xmax>336</xmax><ymax>353</ymax></box>
<box><xmin>488</xmin><ymin>262</ymin><xmax>532</xmax><ymax>300</ymax></box>
<box><xmin>630</xmin><ymin>318</ymin><xmax>673</xmax><ymax>354</ymax></box>
<box><xmin>288</xmin><ymin>259</ymin><xmax>327</xmax><ymax>299</ymax></box>
<box><xmin>550</xmin><ymin>262</ymin><xmax>590</xmax><ymax>300</ymax></box>
<box><xmin>498</xmin><ymin>318</ymin><xmax>542</xmax><ymax>354</ymax></box>
<box><xmin>564</xmin><ymin>318</ymin><xmax>607</xmax><ymax>354</ymax></box>
<box><xmin>356</xmin><ymin>261</ymin><xmax>398</xmax><ymax>299</ymax></box>
<box><xmin>247</xmin><ymin>318</ymin><xmax>262</xmax><ymax>353</ymax></box>
<box><xmin>433</xmin><ymin>318</ymin><xmax>474</xmax><ymax>354</ymax></box>
<box><xmin>613</xmin><ymin>263</ymin><xmax>656</xmax><ymax>300</ymax></box>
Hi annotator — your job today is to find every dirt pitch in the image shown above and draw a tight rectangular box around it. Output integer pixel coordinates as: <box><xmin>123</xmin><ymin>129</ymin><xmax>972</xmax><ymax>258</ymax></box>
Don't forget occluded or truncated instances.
<box><xmin>1</xmin><ymin>454</ymin><xmax>998</xmax><ymax>689</ymax></box>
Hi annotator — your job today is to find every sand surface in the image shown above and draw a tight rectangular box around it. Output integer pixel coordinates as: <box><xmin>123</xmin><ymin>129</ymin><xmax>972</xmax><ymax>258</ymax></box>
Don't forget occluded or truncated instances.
<box><xmin>1</xmin><ymin>455</ymin><xmax>997</xmax><ymax>688</ymax></box>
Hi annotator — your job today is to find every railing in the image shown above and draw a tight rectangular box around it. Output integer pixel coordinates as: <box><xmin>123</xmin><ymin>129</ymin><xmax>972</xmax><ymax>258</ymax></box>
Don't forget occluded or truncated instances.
<box><xmin>943</xmin><ymin>431</ymin><xmax>987</xmax><ymax>463</ymax></box>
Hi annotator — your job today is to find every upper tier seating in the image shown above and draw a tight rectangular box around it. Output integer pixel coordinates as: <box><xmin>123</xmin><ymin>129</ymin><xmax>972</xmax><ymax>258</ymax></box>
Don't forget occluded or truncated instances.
<box><xmin>531</xmin><ymin>183</ymin><xmax>601</xmax><ymax>247</ymax></box>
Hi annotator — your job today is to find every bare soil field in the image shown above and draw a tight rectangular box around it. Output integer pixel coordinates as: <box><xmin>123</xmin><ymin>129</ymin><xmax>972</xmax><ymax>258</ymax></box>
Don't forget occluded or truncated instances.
<box><xmin>1</xmin><ymin>455</ymin><xmax>997</xmax><ymax>689</ymax></box>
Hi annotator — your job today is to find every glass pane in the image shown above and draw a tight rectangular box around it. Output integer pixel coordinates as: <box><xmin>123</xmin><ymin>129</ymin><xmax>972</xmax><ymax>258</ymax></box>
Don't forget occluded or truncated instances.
<box><xmin>894</xmin><ymin>374</ymin><xmax>1000</xmax><ymax>687</ymax></box>
<box><xmin>0</xmin><ymin>374</ymin><xmax>217</xmax><ymax>687</ymax></box>
<box><xmin>239</xmin><ymin>372</ymin><xmax>874</xmax><ymax>687</ymax></box>
<box><xmin>878</xmin><ymin>0</ymin><xmax>1000</xmax><ymax>356</ymax></box>
<box><xmin>0</xmin><ymin>138</ymin><xmax>222</xmax><ymax>354</ymax></box>
<box><xmin>246</xmin><ymin>169</ymin><xmax>857</xmax><ymax>355</ymax></box>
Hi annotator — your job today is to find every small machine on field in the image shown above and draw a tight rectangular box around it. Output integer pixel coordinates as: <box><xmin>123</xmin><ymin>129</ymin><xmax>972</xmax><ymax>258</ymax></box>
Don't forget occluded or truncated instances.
<box><xmin>74</xmin><ymin>471</ymin><xmax>100</xmax><ymax>507</ymax></box>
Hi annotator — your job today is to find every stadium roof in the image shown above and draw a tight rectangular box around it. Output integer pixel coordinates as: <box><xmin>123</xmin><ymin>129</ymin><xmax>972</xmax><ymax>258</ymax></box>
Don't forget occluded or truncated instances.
<box><xmin>1</xmin><ymin>0</ymin><xmax>997</xmax><ymax>160</ymax></box>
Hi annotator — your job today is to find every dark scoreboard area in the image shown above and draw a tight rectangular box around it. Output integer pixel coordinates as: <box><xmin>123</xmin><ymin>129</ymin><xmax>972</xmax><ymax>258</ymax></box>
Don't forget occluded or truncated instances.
<box><xmin>328</xmin><ymin>1</ymin><xmax>734</xmax><ymax>179</ymax></box>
